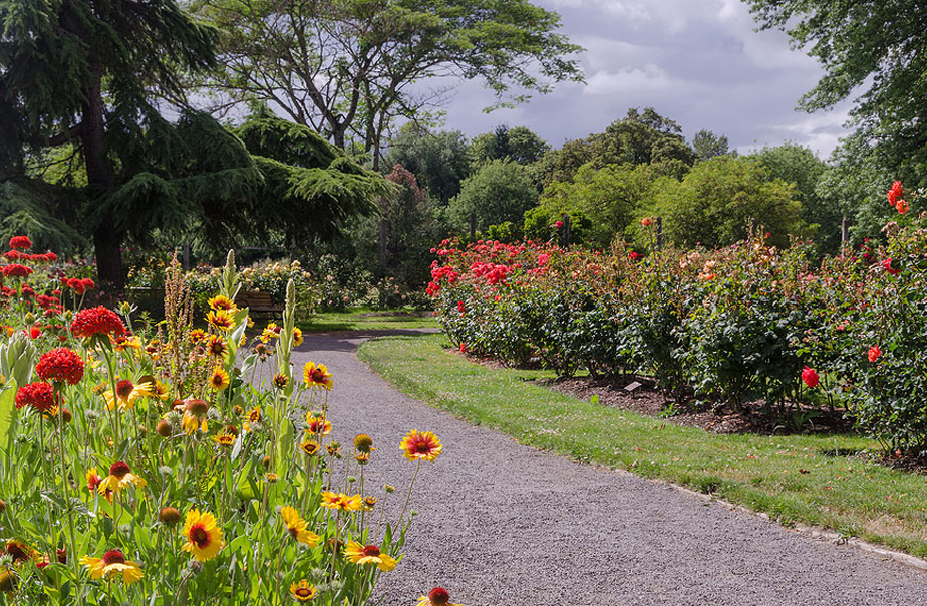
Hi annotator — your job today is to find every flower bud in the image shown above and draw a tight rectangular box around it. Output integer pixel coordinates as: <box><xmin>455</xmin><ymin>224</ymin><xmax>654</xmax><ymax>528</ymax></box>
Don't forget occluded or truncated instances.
<box><xmin>159</xmin><ymin>507</ymin><xmax>182</xmax><ymax>526</ymax></box>
<box><xmin>157</xmin><ymin>419</ymin><xmax>172</xmax><ymax>437</ymax></box>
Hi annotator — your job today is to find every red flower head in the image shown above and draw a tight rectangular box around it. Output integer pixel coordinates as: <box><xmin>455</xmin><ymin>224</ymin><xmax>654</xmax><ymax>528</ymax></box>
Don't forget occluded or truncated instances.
<box><xmin>15</xmin><ymin>382</ymin><xmax>58</xmax><ymax>413</ymax></box>
<box><xmin>35</xmin><ymin>348</ymin><xmax>85</xmax><ymax>385</ymax></box>
<box><xmin>628</xmin><ymin>251</ymin><xmax>639</xmax><ymax>261</ymax></box>
<box><xmin>25</xmin><ymin>326</ymin><xmax>42</xmax><ymax>339</ymax></box>
<box><xmin>44</xmin><ymin>251</ymin><xmax>57</xmax><ymax>262</ymax></box>
<box><xmin>3</xmin><ymin>250</ymin><xmax>20</xmax><ymax>261</ymax></box>
<box><xmin>801</xmin><ymin>367</ymin><xmax>819</xmax><ymax>388</ymax></box>
<box><xmin>457</xmin><ymin>300</ymin><xmax>465</xmax><ymax>313</ymax></box>
<box><xmin>459</xmin><ymin>343</ymin><xmax>466</xmax><ymax>353</ymax></box>
<box><xmin>887</xmin><ymin>181</ymin><xmax>904</xmax><ymax>208</ymax></box>
<box><xmin>67</xmin><ymin>278</ymin><xmax>84</xmax><ymax>295</ymax></box>
<box><xmin>554</xmin><ymin>220</ymin><xmax>563</xmax><ymax>228</ymax></box>
<box><xmin>2</xmin><ymin>264</ymin><xmax>32</xmax><ymax>278</ymax></box>
<box><xmin>8</xmin><ymin>236</ymin><xmax>31</xmax><ymax>250</ymax></box>
<box><xmin>867</xmin><ymin>346</ymin><xmax>882</xmax><ymax>363</ymax></box>
<box><xmin>70</xmin><ymin>306</ymin><xmax>125</xmax><ymax>339</ymax></box>
<box><xmin>882</xmin><ymin>258</ymin><xmax>902</xmax><ymax>276</ymax></box>
<box><xmin>81</xmin><ymin>278</ymin><xmax>95</xmax><ymax>291</ymax></box>
<box><xmin>640</xmin><ymin>217</ymin><xmax>653</xmax><ymax>227</ymax></box>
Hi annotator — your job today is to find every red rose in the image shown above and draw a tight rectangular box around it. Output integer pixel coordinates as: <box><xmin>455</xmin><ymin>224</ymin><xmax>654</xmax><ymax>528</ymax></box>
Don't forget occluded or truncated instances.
<box><xmin>882</xmin><ymin>258</ymin><xmax>901</xmax><ymax>275</ymax></box>
<box><xmin>801</xmin><ymin>367</ymin><xmax>819</xmax><ymax>388</ymax></box>
<box><xmin>867</xmin><ymin>346</ymin><xmax>882</xmax><ymax>363</ymax></box>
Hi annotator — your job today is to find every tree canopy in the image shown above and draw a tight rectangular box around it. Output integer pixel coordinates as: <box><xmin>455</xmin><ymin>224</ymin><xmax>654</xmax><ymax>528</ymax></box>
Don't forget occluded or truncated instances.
<box><xmin>193</xmin><ymin>0</ymin><xmax>583</xmax><ymax>164</ymax></box>
<box><xmin>0</xmin><ymin>0</ymin><xmax>389</xmax><ymax>287</ymax></box>
<box><xmin>746</xmin><ymin>0</ymin><xmax>927</xmax><ymax>176</ymax></box>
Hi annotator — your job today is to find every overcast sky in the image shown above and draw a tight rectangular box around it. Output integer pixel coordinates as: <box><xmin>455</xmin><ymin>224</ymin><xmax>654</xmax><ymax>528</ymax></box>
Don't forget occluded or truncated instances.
<box><xmin>434</xmin><ymin>0</ymin><xmax>852</xmax><ymax>160</ymax></box>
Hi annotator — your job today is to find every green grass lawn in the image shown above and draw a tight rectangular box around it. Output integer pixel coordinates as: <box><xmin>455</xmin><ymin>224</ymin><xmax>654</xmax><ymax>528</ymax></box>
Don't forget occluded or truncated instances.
<box><xmin>359</xmin><ymin>332</ymin><xmax>927</xmax><ymax>557</ymax></box>
<box><xmin>300</xmin><ymin>307</ymin><xmax>438</xmax><ymax>332</ymax></box>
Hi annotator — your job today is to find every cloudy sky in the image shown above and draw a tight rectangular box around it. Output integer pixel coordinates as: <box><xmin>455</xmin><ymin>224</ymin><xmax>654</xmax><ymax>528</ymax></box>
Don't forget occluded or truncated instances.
<box><xmin>435</xmin><ymin>0</ymin><xmax>852</xmax><ymax>160</ymax></box>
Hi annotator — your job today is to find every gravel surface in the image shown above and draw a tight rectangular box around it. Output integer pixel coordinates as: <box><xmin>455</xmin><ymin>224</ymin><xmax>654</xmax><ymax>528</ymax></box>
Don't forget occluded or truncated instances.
<box><xmin>293</xmin><ymin>331</ymin><xmax>927</xmax><ymax>606</ymax></box>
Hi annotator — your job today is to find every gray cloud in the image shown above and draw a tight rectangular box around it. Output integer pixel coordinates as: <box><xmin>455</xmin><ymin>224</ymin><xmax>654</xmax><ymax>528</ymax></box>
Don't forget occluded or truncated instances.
<box><xmin>431</xmin><ymin>0</ymin><xmax>851</xmax><ymax>159</ymax></box>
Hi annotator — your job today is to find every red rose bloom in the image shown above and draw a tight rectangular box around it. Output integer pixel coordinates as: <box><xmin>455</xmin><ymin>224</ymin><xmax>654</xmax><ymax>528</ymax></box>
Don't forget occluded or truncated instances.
<box><xmin>35</xmin><ymin>348</ymin><xmax>85</xmax><ymax>385</ymax></box>
<box><xmin>70</xmin><ymin>306</ymin><xmax>125</xmax><ymax>339</ymax></box>
<box><xmin>801</xmin><ymin>366</ymin><xmax>820</xmax><ymax>388</ymax></box>
<box><xmin>887</xmin><ymin>181</ymin><xmax>904</xmax><ymax>208</ymax></box>
<box><xmin>882</xmin><ymin>258</ymin><xmax>901</xmax><ymax>275</ymax></box>
<box><xmin>8</xmin><ymin>236</ymin><xmax>31</xmax><ymax>250</ymax></box>
<box><xmin>2</xmin><ymin>264</ymin><xmax>32</xmax><ymax>278</ymax></box>
<box><xmin>15</xmin><ymin>382</ymin><xmax>57</xmax><ymax>413</ymax></box>
<box><xmin>457</xmin><ymin>300</ymin><xmax>465</xmax><ymax>313</ymax></box>
<box><xmin>868</xmin><ymin>346</ymin><xmax>882</xmax><ymax>363</ymax></box>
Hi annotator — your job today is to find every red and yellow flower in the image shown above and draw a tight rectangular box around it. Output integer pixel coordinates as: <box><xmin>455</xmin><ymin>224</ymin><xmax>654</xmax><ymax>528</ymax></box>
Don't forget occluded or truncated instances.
<box><xmin>103</xmin><ymin>379</ymin><xmax>154</xmax><ymax>410</ymax></box>
<box><xmin>289</xmin><ymin>580</ymin><xmax>318</xmax><ymax>601</ymax></box>
<box><xmin>320</xmin><ymin>492</ymin><xmax>362</xmax><ymax>511</ymax></box>
<box><xmin>97</xmin><ymin>461</ymin><xmax>147</xmax><ymax>494</ymax></box>
<box><xmin>302</xmin><ymin>362</ymin><xmax>333</xmax><ymax>390</ymax></box>
<box><xmin>343</xmin><ymin>541</ymin><xmax>397</xmax><ymax>571</ymax></box>
<box><xmin>416</xmin><ymin>588</ymin><xmax>464</xmax><ymax>606</ymax></box>
<box><xmin>208</xmin><ymin>367</ymin><xmax>230</xmax><ymax>391</ymax></box>
<box><xmin>400</xmin><ymin>430</ymin><xmax>442</xmax><ymax>462</ymax></box>
<box><xmin>280</xmin><ymin>506</ymin><xmax>320</xmax><ymax>546</ymax></box>
<box><xmin>80</xmin><ymin>549</ymin><xmax>143</xmax><ymax>585</ymax></box>
<box><xmin>181</xmin><ymin>510</ymin><xmax>224</xmax><ymax>562</ymax></box>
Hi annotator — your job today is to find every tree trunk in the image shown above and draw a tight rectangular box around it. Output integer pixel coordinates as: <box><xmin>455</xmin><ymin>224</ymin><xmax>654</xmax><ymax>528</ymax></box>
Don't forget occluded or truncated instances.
<box><xmin>81</xmin><ymin>62</ymin><xmax>125</xmax><ymax>290</ymax></box>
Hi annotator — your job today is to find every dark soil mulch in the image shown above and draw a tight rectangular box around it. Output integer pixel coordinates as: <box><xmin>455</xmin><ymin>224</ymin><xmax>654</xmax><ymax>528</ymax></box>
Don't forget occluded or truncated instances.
<box><xmin>540</xmin><ymin>375</ymin><xmax>855</xmax><ymax>436</ymax></box>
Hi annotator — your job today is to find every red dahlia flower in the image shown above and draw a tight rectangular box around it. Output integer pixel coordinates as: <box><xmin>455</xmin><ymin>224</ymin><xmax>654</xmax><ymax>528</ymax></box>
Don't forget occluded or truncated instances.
<box><xmin>70</xmin><ymin>306</ymin><xmax>125</xmax><ymax>339</ymax></box>
<box><xmin>8</xmin><ymin>236</ymin><xmax>31</xmax><ymax>250</ymax></box>
<box><xmin>35</xmin><ymin>348</ymin><xmax>85</xmax><ymax>385</ymax></box>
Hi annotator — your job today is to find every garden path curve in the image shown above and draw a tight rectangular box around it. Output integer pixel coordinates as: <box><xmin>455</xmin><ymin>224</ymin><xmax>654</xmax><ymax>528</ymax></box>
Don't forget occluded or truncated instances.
<box><xmin>293</xmin><ymin>330</ymin><xmax>926</xmax><ymax>606</ymax></box>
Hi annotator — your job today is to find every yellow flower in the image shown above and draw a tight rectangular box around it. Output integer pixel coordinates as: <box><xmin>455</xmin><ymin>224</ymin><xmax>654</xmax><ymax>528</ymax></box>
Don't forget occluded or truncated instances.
<box><xmin>98</xmin><ymin>461</ymin><xmax>147</xmax><ymax>494</ymax></box>
<box><xmin>181</xmin><ymin>510</ymin><xmax>224</xmax><ymax>562</ymax></box>
<box><xmin>152</xmin><ymin>380</ymin><xmax>171</xmax><ymax>401</ymax></box>
<box><xmin>320</xmin><ymin>492</ymin><xmax>362</xmax><ymax>512</ymax></box>
<box><xmin>292</xmin><ymin>327</ymin><xmax>304</xmax><ymax>347</ymax></box>
<box><xmin>207</xmin><ymin>309</ymin><xmax>235</xmax><ymax>332</ymax></box>
<box><xmin>280</xmin><ymin>506</ymin><xmax>320</xmax><ymax>546</ymax></box>
<box><xmin>289</xmin><ymin>579</ymin><xmax>318</xmax><ymax>602</ymax></box>
<box><xmin>103</xmin><ymin>379</ymin><xmax>154</xmax><ymax>410</ymax></box>
<box><xmin>302</xmin><ymin>362</ymin><xmax>333</xmax><ymax>391</ymax></box>
<box><xmin>416</xmin><ymin>588</ymin><xmax>464</xmax><ymax>606</ymax></box>
<box><xmin>80</xmin><ymin>550</ymin><xmax>143</xmax><ymax>585</ymax></box>
<box><xmin>189</xmin><ymin>329</ymin><xmax>207</xmax><ymax>343</ymax></box>
<box><xmin>213</xmin><ymin>433</ymin><xmax>235</xmax><ymax>447</ymax></box>
<box><xmin>204</xmin><ymin>335</ymin><xmax>229</xmax><ymax>359</ymax></box>
<box><xmin>300</xmin><ymin>439</ymin><xmax>320</xmax><ymax>456</ymax></box>
<box><xmin>399</xmin><ymin>430</ymin><xmax>442</xmax><ymax>462</ymax></box>
<box><xmin>343</xmin><ymin>541</ymin><xmax>397</xmax><ymax>571</ymax></box>
<box><xmin>305</xmin><ymin>412</ymin><xmax>332</xmax><ymax>435</ymax></box>
<box><xmin>182</xmin><ymin>399</ymin><xmax>209</xmax><ymax>434</ymax></box>
<box><xmin>208</xmin><ymin>367</ymin><xmax>230</xmax><ymax>391</ymax></box>
<box><xmin>4</xmin><ymin>539</ymin><xmax>36</xmax><ymax>564</ymax></box>
<box><xmin>208</xmin><ymin>294</ymin><xmax>237</xmax><ymax>312</ymax></box>
<box><xmin>260</xmin><ymin>323</ymin><xmax>282</xmax><ymax>343</ymax></box>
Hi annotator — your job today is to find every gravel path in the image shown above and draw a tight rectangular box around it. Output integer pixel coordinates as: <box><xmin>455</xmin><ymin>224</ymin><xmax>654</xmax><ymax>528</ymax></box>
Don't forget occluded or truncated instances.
<box><xmin>294</xmin><ymin>331</ymin><xmax>927</xmax><ymax>606</ymax></box>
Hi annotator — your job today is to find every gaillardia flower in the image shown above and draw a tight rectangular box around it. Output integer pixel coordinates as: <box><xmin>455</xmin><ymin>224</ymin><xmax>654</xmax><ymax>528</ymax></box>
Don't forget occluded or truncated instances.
<box><xmin>320</xmin><ymin>492</ymin><xmax>362</xmax><ymax>512</ymax></box>
<box><xmin>104</xmin><ymin>379</ymin><xmax>154</xmax><ymax>410</ymax></box>
<box><xmin>207</xmin><ymin>294</ymin><xmax>237</xmax><ymax>312</ymax></box>
<box><xmin>416</xmin><ymin>587</ymin><xmax>464</xmax><ymax>606</ymax></box>
<box><xmin>280</xmin><ymin>506</ymin><xmax>320</xmax><ymax>546</ymax></box>
<box><xmin>181</xmin><ymin>510</ymin><xmax>224</xmax><ymax>562</ymax></box>
<box><xmin>290</xmin><ymin>580</ymin><xmax>318</xmax><ymax>601</ymax></box>
<box><xmin>80</xmin><ymin>549</ymin><xmax>143</xmax><ymax>584</ymax></box>
<box><xmin>302</xmin><ymin>361</ymin><xmax>333</xmax><ymax>391</ymax></box>
<box><xmin>400</xmin><ymin>430</ymin><xmax>442</xmax><ymax>462</ymax></box>
<box><xmin>98</xmin><ymin>461</ymin><xmax>147</xmax><ymax>494</ymax></box>
<box><xmin>343</xmin><ymin>541</ymin><xmax>397</xmax><ymax>571</ymax></box>
<box><xmin>305</xmin><ymin>412</ymin><xmax>332</xmax><ymax>435</ymax></box>
<box><xmin>208</xmin><ymin>367</ymin><xmax>230</xmax><ymax>391</ymax></box>
<box><xmin>206</xmin><ymin>309</ymin><xmax>236</xmax><ymax>332</ymax></box>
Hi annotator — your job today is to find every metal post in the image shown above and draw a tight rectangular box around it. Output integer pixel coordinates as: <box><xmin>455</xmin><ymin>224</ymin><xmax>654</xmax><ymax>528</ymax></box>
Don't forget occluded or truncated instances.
<box><xmin>562</xmin><ymin>213</ymin><xmax>571</xmax><ymax>247</ymax></box>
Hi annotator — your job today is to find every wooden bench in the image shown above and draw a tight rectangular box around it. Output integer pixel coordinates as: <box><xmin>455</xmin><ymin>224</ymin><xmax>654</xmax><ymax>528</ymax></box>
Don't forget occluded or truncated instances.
<box><xmin>235</xmin><ymin>289</ymin><xmax>283</xmax><ymax>318</ymax></box>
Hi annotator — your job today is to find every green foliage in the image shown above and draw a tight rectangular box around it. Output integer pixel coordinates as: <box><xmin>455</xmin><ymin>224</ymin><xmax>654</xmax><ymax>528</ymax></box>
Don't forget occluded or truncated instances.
<box><xmin>0</xmin><ymin>180</ymin><xmax>87</xmax><ymax>254</ymax></box>
<box><xmin>195</xmin><ymin>0</ymin><xmax>584</xmax><ymax>155</ymax></box>
<box><xmin>750</xmin><ymin>143</ymin><xmax>835</xmax><ymax>253</ymax></box>
<box><xmin>691</xmin><ymin>129</ymin><xmax>730</xmax><ymax>162</ymax></box>
<box><xmin>383</xmin><ymin>124</ymin><xmax>471</xmax><ymax>204</ymax></box>
<box><xmin>533</xmin><ymin>107</ymin><xmax>694</xmax><ymax>187</ymax></box>
<box><xmin>470</xmin><ymin>125</ymin><xmax>550</xmax><ymax>167</ymax></box>
<box><xmin>656</xmin><ymin>156</ymin><xmax>806</xmax><ymax>250</ymax></box>
<box><xmin>536</xmin><ymin>163</ymin><xmax>667</xmax><ymax>248</ymax></box>
<box><xmin>746</xmin><ymin>0</ymin><xmax>927</xmax><ymax>183</ymax></box>
<box><xmin>448</xmin><ymin>159</ymin><xmax>538</xmax><ymax>232</ymax></box>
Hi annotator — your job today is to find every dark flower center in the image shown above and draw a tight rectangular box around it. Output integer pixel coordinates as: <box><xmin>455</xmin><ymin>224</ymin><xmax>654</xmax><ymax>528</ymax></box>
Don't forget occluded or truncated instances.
<box><xmin>115</xmin><ymin>380</ymin><xmax>134</xmax><ymax>400</ymax></box>
<box><xmin>362</xmin><ymin>545</ymin><xmax>380</xmax><ymax>557</ymax></box>
<box><xmin>101</xmin><ymin>550</ymin><xmax>126</xmax><ymax>566</ymax></box>
<box><xmin>109</xmin><ymin>461</ymin><xmax>130</xmax><ymax>478</ymax></box>
<box><xmin>416</xmin><ymin>441</ymin><xmax>431</xmax><ymax>453</ymax></box>
<box><xmin>190</xmin><ymin>525</ymin><xmax>210</xmax><ymax>547</ymax></box>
